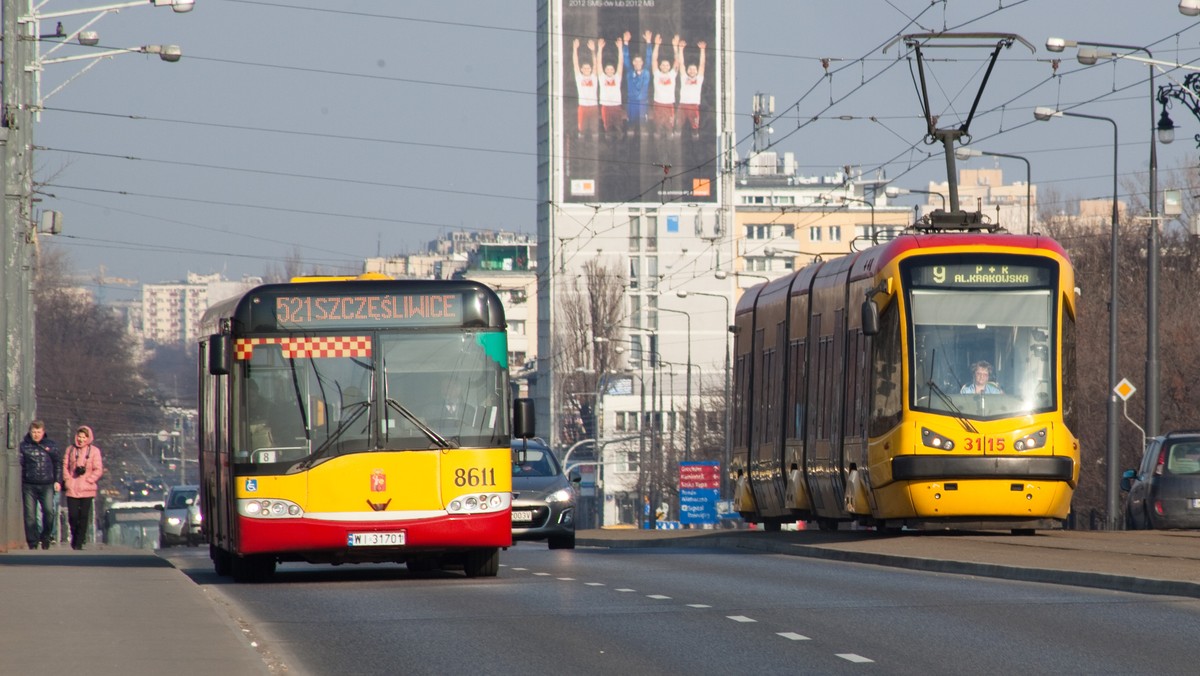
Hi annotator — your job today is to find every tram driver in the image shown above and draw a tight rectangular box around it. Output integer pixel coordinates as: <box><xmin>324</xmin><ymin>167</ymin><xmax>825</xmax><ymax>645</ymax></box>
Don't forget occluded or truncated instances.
<box><xmin>961</xmin><ymin>360</ymin><xmax>1003</xmax><ymax>395</ymax></box>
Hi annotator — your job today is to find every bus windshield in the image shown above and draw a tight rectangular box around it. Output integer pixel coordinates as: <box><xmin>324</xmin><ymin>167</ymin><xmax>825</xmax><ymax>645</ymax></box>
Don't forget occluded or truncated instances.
<box><xmin>238</xmin><ymin>331</ymin><xmax>508</xmax><ymax>466</ymax></box>
<box><xmin>904</xmin><ymin>256</ymin><xmax>1058</xmax><ymax>420</ymax></box>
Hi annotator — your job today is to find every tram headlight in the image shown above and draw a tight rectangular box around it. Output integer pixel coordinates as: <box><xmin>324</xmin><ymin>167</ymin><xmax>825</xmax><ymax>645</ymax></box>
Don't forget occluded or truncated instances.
<box><xmin>1014</xmin><ymin>428</ymin><xmax>1048</xmax><ymax>451</ymax></box>
<box><xmin>921</xmin><ymin>427</ymin><xmax>955</xmax><ymax>451</ymax></box>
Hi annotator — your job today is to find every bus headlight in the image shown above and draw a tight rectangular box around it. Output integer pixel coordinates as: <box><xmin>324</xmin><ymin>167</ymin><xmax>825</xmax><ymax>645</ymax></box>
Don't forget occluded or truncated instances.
<box><xmin>238</xmin><ymin>498</ymin><xmax>304</xmax><ymax>519</ymax></box>
<box><xmin>447</xmin><ymin>491</ymin><xmax>511</xmax><ymax>515</ymax></box>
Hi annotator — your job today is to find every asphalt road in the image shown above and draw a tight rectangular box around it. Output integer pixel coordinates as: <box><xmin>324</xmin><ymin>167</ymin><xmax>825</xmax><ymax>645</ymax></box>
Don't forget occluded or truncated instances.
<box><xmin>166</xmin><ymin>540</ymin><xmax>1200</xmax><ymax>676</ymax></box>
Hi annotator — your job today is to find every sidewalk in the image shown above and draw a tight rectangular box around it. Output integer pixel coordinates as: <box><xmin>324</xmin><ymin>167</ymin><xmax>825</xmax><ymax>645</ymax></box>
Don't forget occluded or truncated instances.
<box><xmin>0</xmin><ymin>546</ymin><xmax>270</xmax><ymax>676</ymax></box>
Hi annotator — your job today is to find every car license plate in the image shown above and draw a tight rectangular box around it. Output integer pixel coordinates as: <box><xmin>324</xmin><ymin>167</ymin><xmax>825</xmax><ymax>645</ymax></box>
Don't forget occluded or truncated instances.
<box><xmin>512</xmin><ymin>510</ymin><xmax>534</xmax><ymax>522</ymax></box>
<box><xmin>348</xmin><ymin>531</ymin><xmax>405</xmax><ymax>547</ymax></box>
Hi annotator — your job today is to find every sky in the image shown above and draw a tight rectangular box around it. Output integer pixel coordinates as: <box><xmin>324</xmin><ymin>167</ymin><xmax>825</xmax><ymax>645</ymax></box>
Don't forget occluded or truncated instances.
<box><xmin>30</xmin><ymin>0</ymin><xmax>1200</xmax><ymax>303</ymax></box>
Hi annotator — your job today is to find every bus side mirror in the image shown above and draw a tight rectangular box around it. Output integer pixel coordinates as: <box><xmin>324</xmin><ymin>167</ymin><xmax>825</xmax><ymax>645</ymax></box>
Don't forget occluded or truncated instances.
<box><xmin>862</xmin><ymin>299</ymin><xmax>880</xmax><ymax>336</ymax></box>
<box><xmin>512</xmin><ymin>398</ymin><xmax>535</xmax><ymax>439</ymax></box>
<box><xmin>208</xmin><ymin>334</ymin><xmax>231</xmax><ymax>375</ymax></box>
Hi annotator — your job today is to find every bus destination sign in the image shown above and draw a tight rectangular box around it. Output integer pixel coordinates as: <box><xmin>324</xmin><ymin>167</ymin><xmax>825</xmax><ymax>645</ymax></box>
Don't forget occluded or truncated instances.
<box><xmin>910</xmin><ymin>263</ymin><xmax>1048</xmax><ymax>288</ymax></box>
<box><xmin>268</xmin><ymin>292</ymin><xmax>464</xmax><ymax>328</ymax></box>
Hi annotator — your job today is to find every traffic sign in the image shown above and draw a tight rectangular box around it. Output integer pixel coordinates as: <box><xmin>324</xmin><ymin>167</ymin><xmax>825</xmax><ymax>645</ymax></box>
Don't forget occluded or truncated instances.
<box><xmin>1114</xmin><ymin>378</ymin><xmax>1136</xmax><ymax>401</ymax></box>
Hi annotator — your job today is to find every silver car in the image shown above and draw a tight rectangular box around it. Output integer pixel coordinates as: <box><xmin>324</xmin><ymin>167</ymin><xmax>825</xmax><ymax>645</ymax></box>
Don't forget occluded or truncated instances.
<box><xmin>511</xmin><ymin>440</ymin><xmax>576</xmax><ymax>549</ymax></box>
<box><xmin>158</xmin><ymin>484</ymin><xmax>202</xmax><ymax>547</ymax></box>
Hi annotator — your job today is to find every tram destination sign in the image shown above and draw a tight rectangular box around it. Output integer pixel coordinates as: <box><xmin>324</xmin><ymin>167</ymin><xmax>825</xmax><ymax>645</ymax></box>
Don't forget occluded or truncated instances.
<box><xmin>909</xmin><ymin>262</ymin><xmax>1049</xmax><ymax>288</ymax></box>
<box><xmin>260</xmin><ymin>291</ymin><xmax>466</xmax><ymax>329</ymax></box>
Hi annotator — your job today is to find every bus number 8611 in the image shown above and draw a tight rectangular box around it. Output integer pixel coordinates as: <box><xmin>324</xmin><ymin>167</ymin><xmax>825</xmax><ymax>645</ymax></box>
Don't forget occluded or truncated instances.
<box><xmin>455</xmin><ymin>467</ymin><xmax>496</xmax><ymax>487</ymax></box>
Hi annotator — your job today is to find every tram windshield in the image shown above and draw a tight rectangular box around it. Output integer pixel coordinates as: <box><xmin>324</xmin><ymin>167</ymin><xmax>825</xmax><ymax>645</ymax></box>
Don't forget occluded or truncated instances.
<box><xmin>237</xmin><ymin>331</ymin><xmax>508</xmax><ymax>466</ymax></box>
<box><xmin>904</xmin><ymin>256</ymin><xmax>1057</xmax><ymax>420</ymax></box>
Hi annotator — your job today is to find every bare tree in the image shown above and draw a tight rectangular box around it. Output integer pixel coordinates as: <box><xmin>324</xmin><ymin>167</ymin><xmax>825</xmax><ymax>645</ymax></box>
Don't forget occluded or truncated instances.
<box><xmin>553</xmin><ymin>259</ymin><xmax>626</xmax><ymax>449</ymax></box>
<box><xmin>34</xmin><ymin>247</ymin><xmax>164</xmax><ymax>442</ymax></box>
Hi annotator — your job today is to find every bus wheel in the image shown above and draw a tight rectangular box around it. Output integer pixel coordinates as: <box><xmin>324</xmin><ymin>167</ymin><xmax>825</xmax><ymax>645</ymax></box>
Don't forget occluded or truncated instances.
<box><xmin>211</xmin><ymin>544</ymin><xmax>232</xmax><ymax>577</ymax></box>
<box><xmin>406</xmin><ymin>556</ymin><xmax>439</xmax><ymax>573</ymax></box>
<box><xmin>462</xmin><ymin>548</ymin><xmax>499</xmax><ymax>578</ymax></box>
<box><xmin>232</xmin><ymin>554</ymin><xmax>276</xmax><ymax>583</ymax></box>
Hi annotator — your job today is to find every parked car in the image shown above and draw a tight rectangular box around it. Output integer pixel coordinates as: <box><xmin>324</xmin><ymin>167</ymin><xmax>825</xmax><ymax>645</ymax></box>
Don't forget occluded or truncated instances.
<box><xmin>1122</xmin><ymin>430</ymin><xmax>1200</xmax><ymax>530</ymax></box>
<box><xmin>510</xmin><ymin>439</ymin><xmax>577</xmax><ymax>549</ymax></box>
<box><xmin>102</xmin><ymin>501</ymin><xmax>163</xmax><ymax>551</ymax></box>
<box><xmin>158</xmin><ymin>484</ymin><xmax>202</xmax><ymax>547</ymax></box>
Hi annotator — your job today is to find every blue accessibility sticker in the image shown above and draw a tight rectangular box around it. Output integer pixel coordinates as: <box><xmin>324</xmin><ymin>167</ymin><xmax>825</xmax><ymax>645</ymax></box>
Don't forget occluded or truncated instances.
<box><xmin>245</xmin><ymin>478</ymin><xmax>258</xmax><ymax>492</ymax></box>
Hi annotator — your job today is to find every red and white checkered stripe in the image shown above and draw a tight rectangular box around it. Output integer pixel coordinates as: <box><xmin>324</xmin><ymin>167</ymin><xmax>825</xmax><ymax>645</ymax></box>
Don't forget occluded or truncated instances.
<box><xmin>236</xmin><ymin>336</ymin><xmax>372</xmax><ymax>360</ymax></box>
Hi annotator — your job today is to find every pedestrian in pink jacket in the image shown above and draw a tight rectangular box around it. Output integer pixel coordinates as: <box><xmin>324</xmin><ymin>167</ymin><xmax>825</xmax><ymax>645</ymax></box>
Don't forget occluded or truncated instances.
<box><xmin>63</xmin><ymin>425</ymin><xmax>103</xmax><ymax>550</ymax></box>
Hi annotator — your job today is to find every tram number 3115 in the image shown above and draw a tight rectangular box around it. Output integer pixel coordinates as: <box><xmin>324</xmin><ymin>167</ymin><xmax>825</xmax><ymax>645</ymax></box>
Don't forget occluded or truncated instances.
<box><xmin>962</xmin><ymin>436</ymin><xmax>1005</xmax><ymax>452</ymax></box>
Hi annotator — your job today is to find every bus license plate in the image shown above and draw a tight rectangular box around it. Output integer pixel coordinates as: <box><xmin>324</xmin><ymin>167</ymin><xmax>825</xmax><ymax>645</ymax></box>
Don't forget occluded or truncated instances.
<box><xmin>348</xmin><ymin>531</ymin><xmax>405</xmax><ymax>547</ymax></box>
<box><xmin>512</xmin><ymin>510</ymin><xmax>534</xmax><ymax>522</ymax></box>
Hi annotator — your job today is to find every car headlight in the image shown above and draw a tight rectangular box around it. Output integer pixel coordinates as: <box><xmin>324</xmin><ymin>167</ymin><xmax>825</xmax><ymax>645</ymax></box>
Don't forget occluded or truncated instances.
<box><xmin>546</xmin><ymin>488</ymin><xmax>574</xmax><ymax>503</ymax></box>
<box><xmin>166</xmin><ymin>516</ymin><xmax>183</xmax><ymax>527</ymax></box>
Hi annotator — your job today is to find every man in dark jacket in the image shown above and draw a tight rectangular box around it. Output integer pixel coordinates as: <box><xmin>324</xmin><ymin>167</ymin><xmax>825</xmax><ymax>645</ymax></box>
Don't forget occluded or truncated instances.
<box><xmin>20</xmin><ymin>420</ymin><xmax>62</xmax><ymax>549</ymax></box>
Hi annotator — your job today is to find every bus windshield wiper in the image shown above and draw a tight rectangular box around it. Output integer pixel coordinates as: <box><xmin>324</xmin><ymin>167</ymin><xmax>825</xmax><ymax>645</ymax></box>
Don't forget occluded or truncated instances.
<box><xmin>926</xmin><ymin>380</ymin><xmax>979</xmax><ymax>434</ymax></box>
<box><xmin>295</xmin><ymin>401</ymin><xmax>370</xmax><ymax>469</ymax></box>
<box><xmin>386</xmin><ymin>398</ymin><xmax>456</xmax><ymax>449</ymax></box>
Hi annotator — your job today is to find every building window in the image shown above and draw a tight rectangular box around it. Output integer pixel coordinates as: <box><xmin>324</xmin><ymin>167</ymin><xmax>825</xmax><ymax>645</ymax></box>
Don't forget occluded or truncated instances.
<box><xmin>828</xmin><ymin>225</ymin><xmax>842</xmax><ymax>241</ymax></box>
<box><xmin>629</xmin><ymin>257</ymin><xmax>639</xmax><ymax>290</ymax></box>
<box><xmin>809</xmin><ymin>226</ymin><xmax>822</xmax><ymax>242</ymax></box>
<box><xmin>645</xmin><ymin>214</ymin><xmax>658</xmax><ymax>252</ymax></box>
<box><xmin>645</xmin><ymin>257</ymin><xmax>658</xmax><ymax>291</ymax></box>
<box><xmin>509</xmin><ymin>320</ymin><xmax>525</xmax><ymax>335</ymax></box>
<box><xmin>629</xmin><ymin>214</ymin><xmax>641</xmax><ymax>251</ymax></box>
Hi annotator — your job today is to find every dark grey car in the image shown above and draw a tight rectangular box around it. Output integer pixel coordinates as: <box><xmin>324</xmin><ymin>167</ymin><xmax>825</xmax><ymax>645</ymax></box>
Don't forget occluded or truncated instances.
<box><xmin>1122</xmin><ymin>430</ymin><xmax>1200</xmax><ymax>530</ymax></box>
<box><xmin>510</xmin><ymin>440</ymin><xmax>576</xmax><ymax>549</ymax></box>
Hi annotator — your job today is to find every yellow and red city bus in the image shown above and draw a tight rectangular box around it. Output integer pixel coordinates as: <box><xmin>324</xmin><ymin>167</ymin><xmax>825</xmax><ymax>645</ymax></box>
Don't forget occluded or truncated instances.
<box><xmin>199</xmin><ymin>278</ymin><xmax>523</xmax><ymax>581</ymax></box>
<box><xmin>731</xmin><ymin>232</ymin><xmax>1079</xmax><ymax>533</ymax></box>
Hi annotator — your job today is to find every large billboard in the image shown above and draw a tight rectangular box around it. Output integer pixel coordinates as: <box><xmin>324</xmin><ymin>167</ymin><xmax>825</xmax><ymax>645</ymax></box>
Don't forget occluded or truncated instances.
<box><xmin>559</xmin><ymin>0</ymin><xmax>719</xmax><ymax>204</ymax></box>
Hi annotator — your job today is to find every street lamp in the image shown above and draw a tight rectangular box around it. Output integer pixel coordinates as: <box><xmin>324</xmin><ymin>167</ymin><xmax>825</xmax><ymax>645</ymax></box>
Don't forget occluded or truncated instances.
<box><xmin>884</xmin><ymin>185</ymin><xmax>947</xmax><ymax>210</ymax></box>
<box><xmin>676</xmin><ymin>289</ymin><xmax>732</xmax><ymax>499</ymax></box>
<box><xmin>955</xmin><ymin>146</ymin><xmax>1032</xmax><ymax>234</ymax></box>
<box><xmin>1034</xmin><ymin>106</ymin><xmax>1121</xmax><ymax>531</ymax></box>
<box><xmin>1045</xmin><ymin>36</ymin><xmax>1161</xmax><ymax>438</ymax></box>
<box><xmin>658</xmin><ymin>306</ymin><xmax>692</xmax><ymax>462</ymax></box>
<box><xmin>0</xmin><ymin>0</ymin><xmax>190</xmax><ymax>550</ymax></box>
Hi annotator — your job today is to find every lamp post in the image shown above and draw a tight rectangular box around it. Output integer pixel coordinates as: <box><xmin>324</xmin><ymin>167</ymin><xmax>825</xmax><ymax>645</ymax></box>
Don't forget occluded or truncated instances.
<box><xmin>0</xmin><ymin>0</ymin><xmax>188</xmax><ymax>551</ymax></box>
<box><xmin>1034</xmin><ymin>106</ymin><xmax>1121</xmax><ymax>530</ymax></box>
<box><xmin>677</xmin><ymin>289</ymin><xmax>731</xmax><ymax>498</ymax></box>
<box><xmin>884</xmin><ymin>185</ymin><xmax>947</xmax><ymax>210</ymax></box>
<box><xmin>1046</xmin><ymin>37</ymin><xmax>1160</xmax><ymax>438</ymax></box>
<box><xmin>658</xmin><ymin>306</ymin><xmax>692</xmax><ymax>462</ymax></box>
<box><xmin>954</xmin><ymin>147</ymin><xmax>1032</xmax><ymax>234</ymax></box>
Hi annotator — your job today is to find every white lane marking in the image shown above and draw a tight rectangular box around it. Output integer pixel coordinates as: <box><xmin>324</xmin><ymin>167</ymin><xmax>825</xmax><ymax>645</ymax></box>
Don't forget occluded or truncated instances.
<box><xmin>557</xmin><ymin>577</ymin><xmax>576</xmax><ymax>581</ymax></box>
<box><xmin>687</xmin><ymin>604</ymin><xmax>711</xmax><ymax>608</ymax></box>
<box><xmin>837</xmin><ymin>654</ymin><xmax>874</xmax><ymax>663</ymax></box>
<box><xmin>646</xmin><ymin>594</ymin><xmax>671</xmax><ymax>600</ymax></box>
<box><xmin>585</xmin><ymin>582</ymin><xmax>605</xmax><ymax>586</ymax></box>
<box><xmin>727</xmin><ymin>615</ymin><xmax>757</xmax><ymax>623</ymax></box>
<box><xmin>533</xmin><ymin>572</ymin><xmax>551</xmax><ymax>576</ymax></box>
<box><xmin>615</xmin><ymin>588</ymin><xmax>637</xmax><ymax>593</ymax></box>
<box><xmin>777</xmin><ymin>632</ymin><xmax>810</xmax><ymax>641</ymax></box>
<box><xmin>509</xmin><ymin>567</ymin><xmax>527</xmax><ymax>571</ymax></box>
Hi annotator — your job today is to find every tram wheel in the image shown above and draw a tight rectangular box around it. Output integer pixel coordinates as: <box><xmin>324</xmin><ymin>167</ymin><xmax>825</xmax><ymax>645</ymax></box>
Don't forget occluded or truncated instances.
<box><xmin>1010</xmin><ymin>528</ymin><xmax>1036</xmax><ymax>536</ymax></box>
<box><xmin>763</xmin><ymin>520</ymin><xmax>782</xmax><ymax>533</ymax></box>
<box><xmin>817</xmin><ymin>518</ymin><xmax>839</xmax><ymax>532</ymax></box>
<box><xmin>462</xmin><ymin>547</ymin><xmax>500</xmax><ymax>578</ymax></box>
